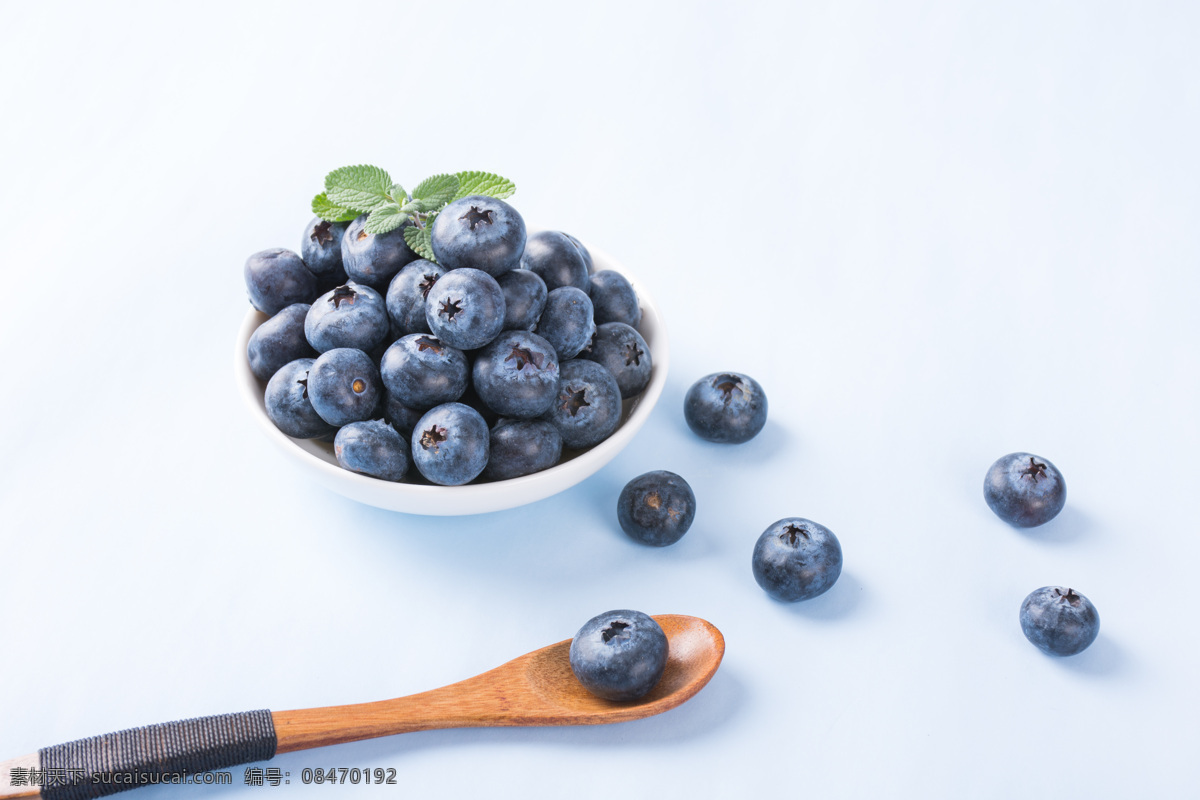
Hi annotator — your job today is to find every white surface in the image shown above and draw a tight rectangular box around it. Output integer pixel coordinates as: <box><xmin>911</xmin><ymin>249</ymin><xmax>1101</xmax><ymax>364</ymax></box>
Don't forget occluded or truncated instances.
<box><xmin>235</xmin><ymin>249</ymin><xmax>668</xmax><ymax>515</ymax></box>
<box><xmin>1</xmin><ymin>2</ymin><xmax>1198</xmax><ymax>798</ymax></box>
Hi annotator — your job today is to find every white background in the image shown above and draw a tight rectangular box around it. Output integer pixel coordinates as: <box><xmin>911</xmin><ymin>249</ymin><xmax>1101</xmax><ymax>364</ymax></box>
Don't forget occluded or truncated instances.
<box><xmin>2</xmin><ymin>2</ymin><xmax>1198</xmax><ymax>797</ymax></box>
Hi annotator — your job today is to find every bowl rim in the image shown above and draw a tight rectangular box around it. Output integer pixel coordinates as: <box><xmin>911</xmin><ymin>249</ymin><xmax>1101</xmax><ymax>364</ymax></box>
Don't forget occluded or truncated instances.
<box><xmin>234</xmin><ymin>242</ymin><xmax>669</xmax><ymax>515</ymax></box>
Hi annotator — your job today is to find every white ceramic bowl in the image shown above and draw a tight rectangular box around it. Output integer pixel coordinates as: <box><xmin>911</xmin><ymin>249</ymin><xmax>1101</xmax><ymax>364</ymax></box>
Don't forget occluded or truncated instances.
<box><xmin>234</xmin><ymin>245</ymin><xmax>668</xmax><ymax>515</ymax></box>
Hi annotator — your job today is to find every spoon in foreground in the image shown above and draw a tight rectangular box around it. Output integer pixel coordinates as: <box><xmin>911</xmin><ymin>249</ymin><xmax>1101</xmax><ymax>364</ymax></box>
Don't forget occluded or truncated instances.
<box><xmin>1</xmin><ymin>614</ymin><xmax>724</xmax><ymax>799</ymax></box>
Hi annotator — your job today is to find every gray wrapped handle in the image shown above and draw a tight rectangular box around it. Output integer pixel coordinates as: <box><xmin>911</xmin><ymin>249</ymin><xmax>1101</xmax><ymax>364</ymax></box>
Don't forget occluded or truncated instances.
<box><xmin>38</xmin><ymin>710</ymin><xmax>276</xmax><ymax>800</ymax></box>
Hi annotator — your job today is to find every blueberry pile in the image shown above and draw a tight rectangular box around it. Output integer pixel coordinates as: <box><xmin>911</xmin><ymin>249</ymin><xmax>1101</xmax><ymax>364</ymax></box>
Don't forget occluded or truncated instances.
<box><xmin>245</xmin><ymin>191</ymin><xmax>653</xmax><ymax>486</ymax></box>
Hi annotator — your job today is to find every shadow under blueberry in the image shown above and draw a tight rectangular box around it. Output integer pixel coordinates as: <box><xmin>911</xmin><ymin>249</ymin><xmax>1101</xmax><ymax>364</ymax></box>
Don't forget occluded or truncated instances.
<box><xmin>775</xmin><ymin>570</ymin><xmax>866</xmax><ymax>622</ymax></box>
<box><xmin>1048</xmin><ymin>634</ymin><xmax>1130</xmax><ymax>680</ymax></box>
<box><xmin>1010</xmin><ymin>504</ymin><xmax>1093</xmax><ymax>546</ymax></box>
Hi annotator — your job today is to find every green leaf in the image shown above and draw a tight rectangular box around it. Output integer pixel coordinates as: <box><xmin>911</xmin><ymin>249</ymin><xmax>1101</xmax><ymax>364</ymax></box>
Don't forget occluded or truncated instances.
<box><xmin>311</xmin><ymin>193</ymin><xmax>359</xmax><ymax>223</ymax></box>
<box><xmin>453</xmin><ymin>171</ymin><xmax>515</xmax><ymax>200</ymax></box>
<box><xmin>412</xmin><ymin>173</ymin><xmax>459</xmax><ymax>207</ymax></box>
<box><xmin>404</xmin><ymin>219</ymin><xmax>437</xmax><ymax>262</ymax></box>
<box><xmin>389</xmin><ymin>183</ymin><xmax>407</xmax><ymax>202</ymax></box>
<box><xmin>324</xmin><ymin>164</ymin><xmax>394</xmax><ymax>212</ymax></box>
<box><xmin>364</xmin><ymin>204</ymin><xmax>409</xmax><ymax>235</ymax></box>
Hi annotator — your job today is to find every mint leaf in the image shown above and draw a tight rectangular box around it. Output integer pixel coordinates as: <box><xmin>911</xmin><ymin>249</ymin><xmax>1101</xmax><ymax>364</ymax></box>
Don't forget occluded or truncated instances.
<box><xmin>404</xmin><ymin>220</ymin><xmax>436</xmax><ymax>262</ymax></box>
<box><xmin>311</xmin><ymin>193</ymin><xmax>359</xmax><ymax>223</ymax></box>
<box><xmin>325</xmin><ymin>165</ymin><xmax>394</xmax><ymax>212</ymax></box>
<box><xmin>389</xmin><ymin>183</ymin><xmax>407</xmax><ymax>202</ymax></box>
<box><xmin>453</xmin><ymin>171</ymin><xmax>515</xmax><ymax>200</ymax></box>
<box><xmin>364</xmin><ymin>204</ymin><xmax>409</xmax><ymax>235</ymax></box>
<box><xmin>413</xmin><ymin>173</ymin><xmax>459</xmax><ymax>207</ymax></box>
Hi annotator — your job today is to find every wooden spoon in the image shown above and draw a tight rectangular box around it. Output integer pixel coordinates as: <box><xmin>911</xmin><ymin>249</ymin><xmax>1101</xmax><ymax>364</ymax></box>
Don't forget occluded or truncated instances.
<box><xmin>1</xmin><ymin>614</ymin><xmax>723</xmax><ymax>799</ymax></box>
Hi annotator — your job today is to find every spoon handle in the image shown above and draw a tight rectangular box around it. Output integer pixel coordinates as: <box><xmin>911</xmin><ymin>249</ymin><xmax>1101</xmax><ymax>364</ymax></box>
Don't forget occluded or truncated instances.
<box><xmin>0</xmin><ymin>710</ymin><xmax>278</xmax><ymax>800</ymax></box>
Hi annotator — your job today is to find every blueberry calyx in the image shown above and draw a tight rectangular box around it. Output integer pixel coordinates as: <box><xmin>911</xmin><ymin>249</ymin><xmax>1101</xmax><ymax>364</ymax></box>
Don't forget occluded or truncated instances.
<box><xmin>1055</xmin><ymin>587</ymin><xmax>1083</xmax><ymax>606</ymax></box>
<box><xmin>351</xmin><ymin>378</ymin><xmax>367</xmax><ymax>394</ymax></box>
<box><xmin>330</xmin><ymin>285</ymin><xmax>357</xmax><ymax>309</ymax></box>
<box><xmin>460</xmin><ymin>206</ymin><xmax>494</xmax><ymax>230</ymax></box>
<box><xmin>561</xmin><ymin>386</ymin><xmax>590</xmax><ymax>417</ymax></box>
<box><xmin>624</xmin><ymin>342</ymin><xmax>644</xmax><ymax>366</ymax></box>
<box><xmin>601</xmin><ymin>620</ymin><xmax>630</xmax><ymax>643</ymax></box>
<box><xmin>419</xmin><ymin>274</ymin><xmax>439</xmax><ymax>299</ymax></box>
<box><xmin>713</xmin><ymin>375</ymin><xmax>744</xmax><ymax>403</ymax></box>
<box><xmin>356</xmin><ymin>228</ymin><xmax>370</xmax><ymax>241</ymax></box>
<box><xmin>439</xmin><ymin>298</ymin><xmax>464</xmax><ymax>320</ymax></box>
<box><xmin>419</xmin><ymin>425</ymin><xmax>448</xmax><ymax>450</ymax></box>
<box><xmin>1021</xmin><ymin>457</ymin><xmax>1049</xmax><ymax>482</ymax></box>
<box><xmin>780</xmin><ymin>523</ymin><xmax>810</xmax><ymax>546</ymax></box>
<box><xmin>415</xmin><ymin>336</ymin><xmax>443</xmax><ymax>354</ymax></box>
<box><xmin>311</xmin><ymin>220</ymin><xmax>335</xmax><ymax>244</ymax></box>
<box><xmin>505</xmin><ymin>345</ymin><xmax>544</xmax><ymax>371</ymax></box>
<box><xmin>297</xmin><ymin>375</ymin><xmax>309</xmax><ymax>399</ymax></box>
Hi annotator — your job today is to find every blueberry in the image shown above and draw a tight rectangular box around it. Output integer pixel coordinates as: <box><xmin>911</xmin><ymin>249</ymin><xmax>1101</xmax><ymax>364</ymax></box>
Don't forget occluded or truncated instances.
<box><xmin>617</xmin><ymin>471</ymin><xmax>695</xmax><ymax>547</ymax></box>
<box><xmin>301</xmin><ymin>217</ymin><xmax>349</xmax><ymax>289</ymax></box>
<box><xmin>307</xmin><ymin>348</ymin><xmax>382</xmax><ymax>427</ymax></box>
<box><xmin>542</xmin><ymin>359</ymin><xmax>622</xmax><ymax>450</ymax></box>
<box><xmin>264</xmin><ymin>358</ymin><xmax>336</xmax><ymax>439</ymax></box>
<box><xmin>471</xmin><ymin>331</ymin><xmax>560</xmax><ymax>419</ymax></box>
<box><xmin>411</xmin><ymin>402</ymin><xmax>490</xmax><ymax>485</ymax></box>
<box><xmin>684</xmin><ymin>372</ymin><xmax>768</xmax><ymax>444</ymax></box>
<box><xmin>386</xmin><ymin>260</ymin><xmax>446</xmax><ymax>336</ymax></box>
<box><xmin>752</xmin><ymin>518</ymin><xmax>843</xmax><ymax>602</ymax></box>
<box><xmin>484</xmin><ymin>418</ymin><xmax>563</xmax><ymax>480</ymax></box>
<box><xmin>424</xmin><ymin>268</ymin><xmax>506</xmax><ymax>350</ymax></box>
<box><xmin>244</xmin><ymin>248</ymin><xmax>317</xmax><ymax>315</ymax></box>
<box><xmin>379</xmin><ymin>334</ymin><xmax>469</xmax><ymax>410</ymax></box>
<box><xmin>521</xmin><ymin>231</ymin><xmax>589</xmax><ymax>293</ymax></box>
<box><xmin>563</xmin><ymin>233</ymin><xmax>594</xmax><ymax>275</ymax></box>
<box><xmin>984</xmin><ymin>453</ymin><xmax>1067</xmax><ymax>528</ymax></box>
<box><xmin>430</xmin><ymin>195</ymin><xmax>526</xmax><ymax>276</ymax></box>
<box><xmin>341</xmin><ymin>213</ymin><xmax>419</xmax><ymax>291</ymax></box>
<box><xmin>305</xmin><ymin>283</ymin><xmax>390</xmax><ymax>353</ymax></box>
<box><xmin>588</xmin><ymin>270</ymin><xmax>641</xmax><ymax>328</ymax></box>
<box><xmin>497</xmin><ymin>269</ymin><xmax>548</xmax><ymax>331</ymax></box>
<box><xmin>247</xmin><ymin>303</ymin><xmax>316</xmax><ymax>382</ymax></box>
<box><xmin>581</xmin><ymin>322</ymin><xmax>651</xmax><ymax>399</ymax></box>
<box><xmin>334</xmin><ymin>420</ymin><xmax>409</xmax><ymax>482</ymax></box>
<box><xmin>382</xmin><ymin>390</ymin><xmax>425</xmax><ymax>439</ymax></box>
<box><xmin>536</xmin><ymin>286</ymin><xmax>595</xmax><ymax>360</ymax></box>
<box><xmin>1020</xmin><ymin>586</ymin><xmax>1100</xmax><ymax>657</ymax></box>
<box><xmin>569</xmin><ymin>610</ymin><xmax>668</xmax><ymax>702</ymax></box>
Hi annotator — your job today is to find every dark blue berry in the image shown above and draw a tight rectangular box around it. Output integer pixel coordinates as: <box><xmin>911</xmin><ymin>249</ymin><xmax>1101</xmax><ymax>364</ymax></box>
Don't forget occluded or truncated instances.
<box><xmin>536</xmin><ymin>286</ymin><xmax>595</xmax><ymax>360</ymax></box>
<box><xmin>301</xmin><ymin>217</ymin><xmax>349</xmax><ymax>290</ymax></box>
<box><xmin>385</xmin><ymin>260</ymin><xmax>446</xmax><ymax>336</ymax></box>
<box><xmin>379</xmin><ymin>334</ymin><xmax>469</xmax><ymax>410</ymax></box>
<box><xmin>307</xmin><ymin>348</ymin><xmax>381</xmax><ymax>427</ymax></box>
<box><xmin>581</xmin><ymin>322</ymin><xmax>651</xmax><ymax>399</ymax></box>
<box><xmin>471</xmin><ymin>331</ymin><xmax>560</xmax><ymax>419</ymax></box>
<box><xmin>245</xmin><ymin>248</ymin><xmax>317</xmax><ymax>315</ymax></box>
<box><xmin>497</xmin><ymin>269</ymin><xmax>548</xmax><ymax>331</ymax></box>
<box><xmin>430</xmin><ymin>195</ymin><xmax>526</xmax><ymax>276</ymax></box>
<box><xmin>382</xmin><ymin>390</ymin><xmax>425</xmax><ymax>439</ymax></box>
<box><xmin>542</xmin><ymin>359</ymin><xmax>622</xmax><ymax>450</ymax></box>
<box><xmin>984</xmin><ymin>453</ymin><xmax>1067</xmax><ymax>528</ymax></box>
<box><xmin>521</xmin><ymin>231</ymin><xmax>589</xmax><ymax>293</ymax></box>
<box><xmin>484</xmin><ymin>418</ymin><xmax>563</xmax><ymax>480</ymax></box>
<box><xmin>569</xmin><ymin>610</ymin><xmax>668</xmax><ymax>702</ymax></box>
<box><xmin>305</xmin><ymin>283</ymin><xmax>390</xmax><ymax>354</ymax></box>
<box><xmin>424</xmin><ymin>268</ymin><xmax>506</xmax><ymax>350</ymax></box>
<box><xmin>752</xmin><ymin>518</ymin><xmax>843</xmax><ymax>602</ymax></box>
<box><xmin>334</xmin><ymin>420</ymin><xmax>409</xmax><ymax>482</ymax></box>
<box><xmin>411</xmin><ymin>402</ymin><xmax>490</xmax><ymax>485</ymax></box>
<box><xmin>617</xmin><ymin>471</ymin><xmax>695</xmax><ymax>546</ymax></box>
<box><xmin>588</xmin><ymin>270</ymin><xmax>641</xmax><ymax>328</ymax></box>
<box><xmin>1020</xmin><ymin>586</ymin><xmax>1100</xmax><ymax>656</ymax></box>
<box><xmin>684</xmin><ymin>372</ymin><xmax>768</xmax><ymax>444</ymax></box>
<box><xmin>247</xmin><ymin>304</ymin><xmax>315</xmax><ymax>382</ymax></box>
<box><xmin>563</xmin><ymin>232</ymin><xmax>594</xmax><ymax>275</ymax></box>
<box><xmin>341</xmin><ymin>213</ymin><xmax>419</xmax><ymax>291</ymax></box>
<box><xmin>264</xmin><ymin>358</ymin><xmax>336</xmax><ymax>439</ymax></box>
